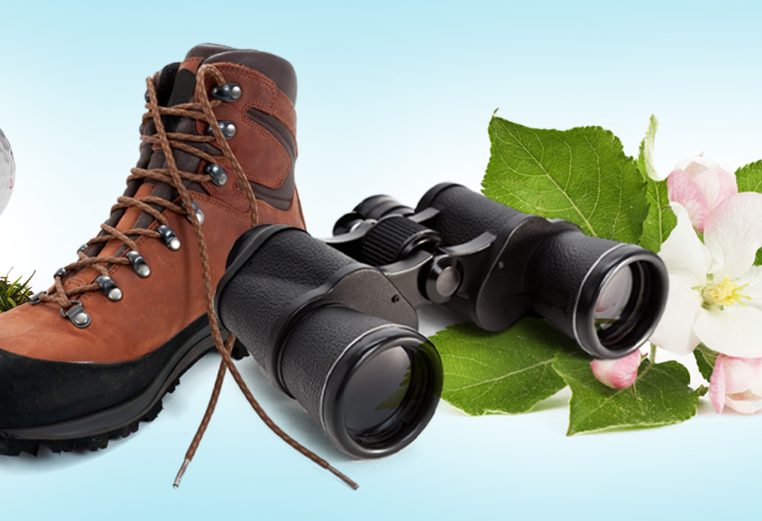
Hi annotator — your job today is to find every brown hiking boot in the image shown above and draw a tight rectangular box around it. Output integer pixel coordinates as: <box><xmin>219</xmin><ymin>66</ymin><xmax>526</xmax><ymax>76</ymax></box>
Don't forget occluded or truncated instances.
<box><xmin>0</xmin><ymin>44</ymin><xmax>305</xmax><ymax>455</ymax></box>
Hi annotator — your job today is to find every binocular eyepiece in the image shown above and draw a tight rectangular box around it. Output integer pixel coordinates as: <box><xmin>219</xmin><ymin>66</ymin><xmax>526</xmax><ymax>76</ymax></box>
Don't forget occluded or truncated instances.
<box><xmin>329</xmin><ymin>183</ymin><xmax>669</xmax><ymax>359</ymax></box>
<box><xmin>216</xmin><ymin>226</ymin><xmax>443</xmax><ymax>458</ymax></box>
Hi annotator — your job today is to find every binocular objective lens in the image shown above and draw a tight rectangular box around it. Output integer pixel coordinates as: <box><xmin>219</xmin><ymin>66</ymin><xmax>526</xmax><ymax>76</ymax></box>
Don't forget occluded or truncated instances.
<box><xmin>592</xmin><ymin>259</ymin><xmax>664</xmax><ymax>353</ymax></box>
<box><xmin>594</xmin><ymin>266</ymin><xmax>635</xmax><ymax>332</ymax></box>
<box><xmin>343</xmin><ymin>346</ymin><xmax>412</xmax><ymax>435</ymax></box>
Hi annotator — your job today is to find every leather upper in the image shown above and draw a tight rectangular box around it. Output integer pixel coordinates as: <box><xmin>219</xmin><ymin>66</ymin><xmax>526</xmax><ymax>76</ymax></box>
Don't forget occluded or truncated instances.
<box><xmin>0</xmin><ymin>50</ymin><xmax>304</xmax><ymax>364</ymax></box>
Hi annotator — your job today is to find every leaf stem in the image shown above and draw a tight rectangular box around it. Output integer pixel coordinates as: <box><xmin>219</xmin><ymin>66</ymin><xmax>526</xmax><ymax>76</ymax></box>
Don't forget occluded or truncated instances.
<box><xmin>649</xmin><ymin>343</ymin><xmax>657</xmax><ymax>366</ymax></box>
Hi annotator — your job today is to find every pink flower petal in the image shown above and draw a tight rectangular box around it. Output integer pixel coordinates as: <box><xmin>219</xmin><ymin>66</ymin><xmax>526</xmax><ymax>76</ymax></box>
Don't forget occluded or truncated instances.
<box><xmin>692</xmin><ymin>167</ymin><xmax>738</xmax><ymax>213</ymax></box>
<box><xmin>710</xmin><ymin>355</ymin><xmax>727</xmax><ymax>413</ymax></box>
<box><xmin>720</xmin><ymin>357</ymin><xmax>762</xmax><ymax>391</ymax></box>
<box><xmin>725</xmin><ymin>393</ymin><xmax>762</xmax><ymax>414</ymax></box>
<box><xmin>668</xmin><ymin>170</ymin><xmax>710</xmax><ymax>230</ymax></box>
<box><xmin>674</xmin><ymin>155</ymin><xmax>722</xmax><ymax>176</ymax></box>
<box><xmin>710</xmin><ymin>355</ymin><xmax>762</xmax><ymax>414</ymax></box>
<box><xmin>590</xmin><ymin>350</ymin><xmax>641</xmax><ymax>389</ymax></box>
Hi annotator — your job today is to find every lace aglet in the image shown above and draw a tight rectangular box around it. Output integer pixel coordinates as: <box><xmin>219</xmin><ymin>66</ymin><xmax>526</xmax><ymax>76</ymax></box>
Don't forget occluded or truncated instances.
<box><xmin>327</xmin><ymin>464</ymin><xmax>359</xmax><ymax>490</ymax></box>
<box><xmin>173</xmin><ymin>458</ymin><xmax>191</xmax><ymax>488</ymax></box>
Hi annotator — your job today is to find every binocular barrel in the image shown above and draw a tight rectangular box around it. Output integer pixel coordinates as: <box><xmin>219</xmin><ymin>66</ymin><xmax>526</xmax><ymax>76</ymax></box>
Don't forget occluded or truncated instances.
<box><xmin>525</xmin><ymin>230</ymin><xmax>667</xmax><ymax>357</ymax></box>
<box><xmin>333</xmin><ymin>183</ymin><xmax>669</xmax><ymax>359</ymax></box>
<box><xmin>416</xmin><ymin>183</ymin><xmax>529</xmax><ymax>246</ymax></box>
<box><xmin>216</xmin><ymin>225</ymin><xmax>443</xmax><ymax>458</ymax></box>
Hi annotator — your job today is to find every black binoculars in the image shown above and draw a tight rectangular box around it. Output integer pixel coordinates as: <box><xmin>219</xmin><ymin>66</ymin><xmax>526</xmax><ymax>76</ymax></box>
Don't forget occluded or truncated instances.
<box><xmin>215</xmin><ymin>182</ymin><xmax>668</xmax><ymax>460</ymax></box>
<box><xmin>216</xmin><ymin>225</ymin><xmax>443</xmax><ymax>459</ymax></box>
<box><xmin>328</xmin><ymin>183</ymin><xmax>668</xmax><ymax>359</ymax></box>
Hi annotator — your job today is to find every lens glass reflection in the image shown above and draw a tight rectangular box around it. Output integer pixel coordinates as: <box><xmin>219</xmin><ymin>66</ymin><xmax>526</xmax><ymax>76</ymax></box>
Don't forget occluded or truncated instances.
<box><xmin>343</xmin><ymin>346</ymin><xmax>412</xmax><ymax>435</ymax></box>
<box><xmin>594</xmin><ymin>267</ymin><xmax>634</xmax><ymax>331</ymax></box>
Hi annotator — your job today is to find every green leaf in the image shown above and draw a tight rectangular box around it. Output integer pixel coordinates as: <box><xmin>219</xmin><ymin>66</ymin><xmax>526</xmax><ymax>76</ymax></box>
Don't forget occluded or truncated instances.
<box><xmin>736</xmin><ymin>160</ymin><xmax>762</xmax><ymax>193</ymax></box>
<box><xmin>637</xmin><ymin>115</ymin><xmax>659</xmax><ymax>180</ymax></box>
<box><xmin>640</xmin><ymin>179</ymin><xmax>675</xmax><ymax>252</ymax></box>
<box><xmin>483</xmin><ymin>116</ymin><xmax>648</xmax><ymax>243</ymax></box>
<box><xmin>736</xmin><ymin>160</ymin><xmax>762</xmax><ymax>264</ymax></box>
<box><xmin>637</xmin><ymin>116</ymin><xmax>676</xmax><ymax>252</ymax></box>
<box><xmin>552</xmin><ymin>351</ymin><xmax>700</xmax><ymax>435</ymax></box>
<box><xmin>432</xmin><ymin>318</ymin><xmax>574</xmax><ymax>415</ymax></box>
<box><xmin>694</xmin><ymin>344</ymin><xmax>718</xmax><ymax>382</ymax></box>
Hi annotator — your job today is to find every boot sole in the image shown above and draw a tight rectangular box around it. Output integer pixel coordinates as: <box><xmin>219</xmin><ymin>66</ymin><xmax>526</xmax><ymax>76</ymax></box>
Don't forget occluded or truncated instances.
<box><xmin>0</xmin><ymin>323</ymin><xmax>248</xmax><ymax>456</ymax></box>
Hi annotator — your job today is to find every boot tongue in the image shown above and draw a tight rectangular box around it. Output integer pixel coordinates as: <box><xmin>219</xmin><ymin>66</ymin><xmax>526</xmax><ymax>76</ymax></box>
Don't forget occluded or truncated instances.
<box><xmin>163</xmin><ymin>43</ymin><xmax>233</xmax><ymax>106</ymax></box>
<box><xmin>163</xmin><ymin>44</ymin><xmax>233</xmax><ymax>130</ymax></box>
<box><xmin>93</xmin><ymin>48</ymin><xmax>228</xmax><ymax>262</ymax></box>
<box><xmin>165</xmin><ymin>71</ymin><xmax>196</xmax><ymax>111</ymax></box>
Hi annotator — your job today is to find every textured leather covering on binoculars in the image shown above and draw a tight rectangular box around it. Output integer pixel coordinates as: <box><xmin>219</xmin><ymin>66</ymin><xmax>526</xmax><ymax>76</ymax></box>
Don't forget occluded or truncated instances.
<box><xmin>219</xmin><ymin>228</ymin><xmax>357</xmax><ymax>375</ymax></box>
<box><xmin>418</xmin><ymin>184</ymin><xmax>527</xmax><ymax>245</ymax></box>
<box><xmin>281</xmin><ymin>307</ymin><xmax>395</xmax><ymax>423</ymax></box>
<box><xmin>526</xmin><ymin>231</ymin><xmax>622</xmax><ymax>339</ymax></box>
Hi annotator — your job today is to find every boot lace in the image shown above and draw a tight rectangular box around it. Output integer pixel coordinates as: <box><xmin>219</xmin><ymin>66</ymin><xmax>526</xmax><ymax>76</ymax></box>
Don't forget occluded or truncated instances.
<box><xmin>36</xmin><ymin>64</ymin><xmax>357</xmax><ymax>490</ymax></box>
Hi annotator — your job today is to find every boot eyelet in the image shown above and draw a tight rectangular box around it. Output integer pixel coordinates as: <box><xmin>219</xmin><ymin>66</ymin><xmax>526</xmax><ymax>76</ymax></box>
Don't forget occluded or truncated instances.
<box><xmin>55</xmin><ymin>267</ymin><xmax>67</xmax><ymax>278</ymax></box>
<box><xmin>78</xmin><ymin>244</ymin><xmax>89</xmax><ymax>254</ymax></box>
<box><xmin>212</xmin><ymin>83</ymin><xmax>242</xmax><ymax>102</ymax></box>
<box><xmin>96</xmin><ymin>275</ymin><xmax>123</xmax><ymax>302</ymax></box>
<box><xmin>190</xmin><ymin>201</ymin><xmax>205</xmax><ymax>225</ymax></box>
<box><xmin>209</xmin><ymin>121</ymin><xmax>236</xmax><ymax>139</ymax></box>
<box><xmin>126</xmin><ymin>250</ymin><xmax>151</xmax><ymax>278</ymax></box>
<box><xmin>157</xmin><ymin>225</ymin><xmax>181</xmax><ymax>251</ymax></box>
<box><xmin>61</xmin><ymin>301</ymin><xmax>91</xmax><ymax>329</ymax></box>
<box><xmin>29</xmin><ymin>291</ymin><xmax>47</xmax><ymax>305</ymax></box>
<box><xmin>205</xmin><ymin>164</ymin><xmax>228</xmax><ymax>187</ymax></box>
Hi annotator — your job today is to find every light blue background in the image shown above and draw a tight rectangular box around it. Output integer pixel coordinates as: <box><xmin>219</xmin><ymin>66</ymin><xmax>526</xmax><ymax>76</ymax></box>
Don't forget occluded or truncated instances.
<box><xmin>0</xmin><ymin>1</ymin><xmax>760</xmax><ymax>519</ymax></box>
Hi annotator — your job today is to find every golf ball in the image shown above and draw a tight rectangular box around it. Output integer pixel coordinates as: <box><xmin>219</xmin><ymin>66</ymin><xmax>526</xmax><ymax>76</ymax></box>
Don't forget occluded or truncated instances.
<box><xmin>0</xmin><ymin>128</ymin><xmax>15</xmax><ymax>216</ymax></box>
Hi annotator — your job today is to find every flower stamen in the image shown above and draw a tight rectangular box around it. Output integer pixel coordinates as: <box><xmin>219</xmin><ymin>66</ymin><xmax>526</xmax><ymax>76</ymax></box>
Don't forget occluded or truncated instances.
<box><xmin>702</xmin><ymin>276</ymin><xmax>751</xmax><ymax>309</ymax></box>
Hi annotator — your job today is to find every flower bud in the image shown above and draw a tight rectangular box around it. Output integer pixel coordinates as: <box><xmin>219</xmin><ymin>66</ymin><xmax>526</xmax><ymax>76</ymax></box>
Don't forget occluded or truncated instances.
<box><xmin>590</xmin><ymin>350</ymin><xmax>641</xmax><ymax>390</ymax></box>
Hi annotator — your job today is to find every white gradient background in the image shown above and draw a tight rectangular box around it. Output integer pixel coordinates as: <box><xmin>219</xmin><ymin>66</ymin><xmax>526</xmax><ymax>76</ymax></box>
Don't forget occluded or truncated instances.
<box><xmin>0</xmin><ymin>1</ymin><xmax>760</xmax><ymax>519</ymax></box>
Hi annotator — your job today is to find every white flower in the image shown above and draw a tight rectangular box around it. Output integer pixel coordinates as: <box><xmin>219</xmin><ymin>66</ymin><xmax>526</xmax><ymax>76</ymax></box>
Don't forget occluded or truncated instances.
<box><xmin>651</xmin><ymin>193</ymin><xmax>762</xmax><ymax>357</ymax></box>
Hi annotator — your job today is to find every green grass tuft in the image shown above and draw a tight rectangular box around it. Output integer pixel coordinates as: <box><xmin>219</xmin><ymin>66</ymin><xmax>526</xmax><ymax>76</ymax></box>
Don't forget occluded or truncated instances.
<box><xmin>0</xmin><ymin>270</ymin><xmax>34</xmax><ymax>313</ymax></box>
